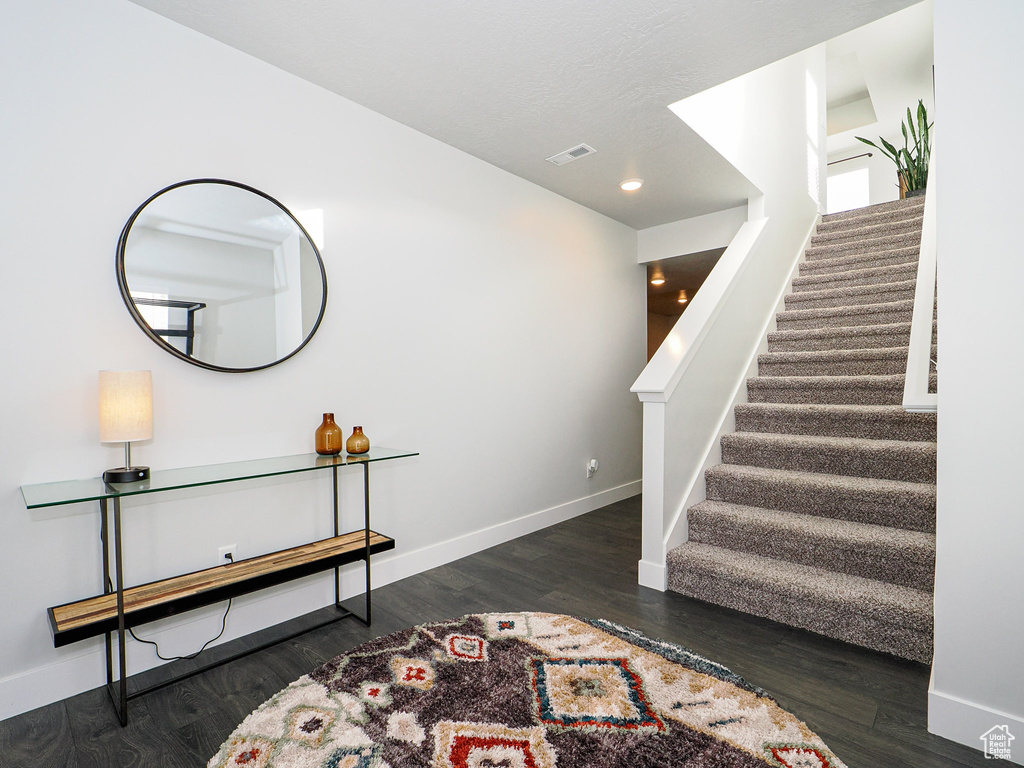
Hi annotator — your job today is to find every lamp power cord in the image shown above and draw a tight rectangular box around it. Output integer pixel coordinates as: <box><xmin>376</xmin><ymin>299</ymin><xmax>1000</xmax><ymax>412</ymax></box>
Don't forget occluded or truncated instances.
<box><xmin>106</xmin><ymin>552</ymin><xmax>234</xmax><ymax>662</ymax></box>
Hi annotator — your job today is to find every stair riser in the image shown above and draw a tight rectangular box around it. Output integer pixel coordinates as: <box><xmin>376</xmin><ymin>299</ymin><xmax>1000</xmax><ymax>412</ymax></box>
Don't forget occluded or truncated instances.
<box><xmin>815</xmin><ymin>214</ymin><xmax>924</xmax><ymax>239</ymax></box>
<box><xmin>758</xmin><ymin>356</ymin><xmax>908</xmax><ymax>377</ymax></box>
<box><xmin>785</xmin><ymin>285</ymin><xmax>915</xmax><ymax>311</ymax></box>
<box><xmin>758</xmin><ymin>345</ymin><xmax>934</xmax><ymax>376</ymax></box>
<box><xmin>704</xmin><ymin>470</ymin><xmax>936</xmax><ymax>532</ymax></box>
<box><xmin>792</xmin><ymin>264</ymin><xmax>917</xmax><ymax>292</ymax></box>
<box><xmin>767</xmin><ymin>326</ymin><xmax>915</xmax><ymax>353</ymax></box>
<box><xmin>819</xmin><ymin>207</ymin><xmax>924</xmax><ymax>231</ymax></box>
<box><xmin>819</xmin><ymin>199</ymin><xmax>925</xmax><ymax>229</ymax></box>
<box><xmin>687</xmin><ymin>510</ymin><xmax>935</xmax><ymax>591</ymax></box>
<box><xmin>768</xmin><ymin>323</ymin><xmax>933</xmax><ymax>353</ymax></box>
<box><xmin>804</xmin><ymin>233</ymin><xmax>921</xmax><ymax>260</ymax></box>
<box><xmin>666</xmin><ymin>566</ymin><xmax>932</xmax><ymax>663</ymax></box>
<box><xmin>776</xmin><ymin>305</ymin><xmax>913</xmax><ymax>332</ymax></box>
<box><xmin>720</xmin><ymin>438</ymin><xmax>936</xmax><ymax>483</ymax></box>
<box><xmin>733</xmin><ymin>406</ymin><xmax>936</xmax><ymax>442</ymax></box>
<box><xmin>810</xmin><ymin>218</ymin><xmax>922</xmax><ymax>247</ymax></box>
<box><xmin>747</xmin><ymin>381</ymin><xmax>904</xmax><ymax>405</ymax></box>
<box><xmin>800</xmin><ymin>249</ymin><xmax>918</xmax><ymax>275</ymax></box>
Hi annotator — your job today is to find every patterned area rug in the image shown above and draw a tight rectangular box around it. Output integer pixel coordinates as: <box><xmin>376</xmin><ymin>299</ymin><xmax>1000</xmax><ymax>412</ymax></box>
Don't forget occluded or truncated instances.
<box><xmin>208</xmin><ymin>613</ymin><xmax>847</xmax><ymax>767</ymax></box>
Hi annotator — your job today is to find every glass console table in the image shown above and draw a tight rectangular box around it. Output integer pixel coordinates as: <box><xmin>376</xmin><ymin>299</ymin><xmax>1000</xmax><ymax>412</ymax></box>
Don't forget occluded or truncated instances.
<box><xmin>21</xmin><ymin>447</ymin><xmax>418</xmax><ymax>726</ymax></box>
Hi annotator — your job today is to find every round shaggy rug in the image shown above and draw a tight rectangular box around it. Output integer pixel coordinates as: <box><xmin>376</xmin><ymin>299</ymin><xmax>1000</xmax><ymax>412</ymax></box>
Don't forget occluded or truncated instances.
<box><xmin>208</xmin><ymin>613</ymin><xmax>847</xmax><ymax>767</ymax></box>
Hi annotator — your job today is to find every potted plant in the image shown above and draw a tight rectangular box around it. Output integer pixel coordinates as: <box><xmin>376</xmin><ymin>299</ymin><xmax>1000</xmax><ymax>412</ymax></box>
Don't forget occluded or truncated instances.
<box><xmin>857</xmin><ymin>100</ymin><xmax>932</xmax><ymax>198</ymax></box>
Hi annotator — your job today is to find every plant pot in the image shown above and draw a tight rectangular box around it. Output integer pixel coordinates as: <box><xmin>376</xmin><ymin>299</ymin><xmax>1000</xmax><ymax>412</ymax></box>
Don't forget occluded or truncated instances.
<box><xmin>899</xmin><ymin>173</ymin><xmax>926</xmax><ymax>199</ymax></box>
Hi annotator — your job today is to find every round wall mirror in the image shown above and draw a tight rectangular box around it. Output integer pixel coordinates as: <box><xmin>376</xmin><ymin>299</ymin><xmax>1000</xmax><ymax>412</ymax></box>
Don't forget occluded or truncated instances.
<box><xmin>117</xmin><ymin>179</ymin><xmax>327</xmax><ymax>372</ymax></box>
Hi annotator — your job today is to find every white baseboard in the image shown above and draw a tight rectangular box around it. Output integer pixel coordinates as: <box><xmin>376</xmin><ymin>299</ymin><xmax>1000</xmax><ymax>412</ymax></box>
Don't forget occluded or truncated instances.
<box><xmin>929</xmin><ymin>688</ymin><xmax>1024</xmax><ymax>765</ymax></box>
<box><xmin>637</xmin><ymin>559</ymin><xmax>667</xmax><ymax>591</ymax></box>
<box><xmin>0</xmin><ymin>480</ymin><xmax>640</xmax><ymax>722</ymax></box>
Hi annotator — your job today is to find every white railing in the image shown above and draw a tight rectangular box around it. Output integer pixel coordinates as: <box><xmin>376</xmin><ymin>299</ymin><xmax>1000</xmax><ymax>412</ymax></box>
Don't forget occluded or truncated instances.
<box><xmin>903</xmin><ymin>144</ymin><xmax>938</xmax><ymax>413</ymax></box>
<box><xmin>631</xmin><ymin>210</ymin><xmax>818</xmax><ymax>590</ymax></box>
<box><xmin>632</xmin><ymin>219</ymin><xmax>768</xmax><ymax>404</ymax></box>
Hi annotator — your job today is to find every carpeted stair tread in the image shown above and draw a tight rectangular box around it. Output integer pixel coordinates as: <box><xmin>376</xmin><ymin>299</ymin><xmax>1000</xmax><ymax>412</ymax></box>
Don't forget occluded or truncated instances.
<box><xmin>756</xmin><ymin>346</ymin><xmax>938</xmax><ymax>377</ymax></box>
<box><xmin>687</xmin><ymin>500</ymin><xmax>935</xmax><ymax>591</ymax></box>
<box><xmin>721</xmin><ymin>431</ymin><xmax>935</xmax><ymax>483</ymax></box>
<box><xmin>798</xmin><ymin>245</ymin><xmax>919</xmax><ymax>276</ymax></box>
<box><xmin>791</xmin><ymin>261</ymin><xmax>918</xmax><ymax>292</ymax></box>
<box><xmin>758</xmin><ymin>346</ymin><xmax>909</xmax><ymax>377</ymax></box>
<box><xmin>766</xmin><ymin>321</ymin><xmax>923</xmax><ymax>352</ymax></box>
<box><xmin>810</xmin><ymin>216</ymin><xmax>923</xmax><ymax>247</ymax></box>
<box><xmin>666</xmin><ymin>542</ymin><xmax>933</xmax><ymax>662</ymax></box>
<box><xmin>746</xmin><ymin>373</ymin><xmax>919</xmax><ymax>405</ymax></box>
<box><xmin>819</xmin><ymin>197</ymin><xmax>924</xmax><ymax>226</ymax></box>
<box><xmin>816</xmin><ymin>204</ymin><xmax>926</xmax><ymax>237</ymax></box>
<box><xmin>776</xmin><ymin>299</ymin><xmax>914</xmax><ymax>331</ymax></box>
<box><xmin>747</xmin><ymin>372</ymin><xmax>937</xmax><ymax>405</ymax></box>
<box><xmin>784</xmin><ymin>279</ymin><xmax>917</xmax><ymax>311</ymax></box>
<box><xmin>733</xmin><ymin>403</ymin><xmax>936</xmax><ymax>441</ymax></box>
<box><xmin>803</xmin><ymin>230</ymin><xmax>923</xmax><ymax>261</ymax></box>
<box><xmin>704</xmin><ymin>463</ymin><xmax>936</xmax><ymax>532</ymax></box>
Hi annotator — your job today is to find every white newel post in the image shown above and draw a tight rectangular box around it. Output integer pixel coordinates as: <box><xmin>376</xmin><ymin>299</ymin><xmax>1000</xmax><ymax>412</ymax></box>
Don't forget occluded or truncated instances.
<box><xmin>637</xmin><ymin>399</ymin><xmax>668</xmax><ymax>591</ymax></box>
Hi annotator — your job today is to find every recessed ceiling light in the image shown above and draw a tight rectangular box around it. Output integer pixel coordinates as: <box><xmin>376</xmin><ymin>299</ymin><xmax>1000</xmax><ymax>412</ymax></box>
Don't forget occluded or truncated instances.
<box><xmin>678</xmin><ymin>291</ymin><xmax>688</xmax><ymax>304</ymax></box>
<box><xmin>620</xmin><ymin>178</ymin><xmax>643</xmax><ymax>191</ymax></box>
<box><xmin>650</xmin><ymin>274</ymin><xmax>665</xmax><ymax>286</ymax></box>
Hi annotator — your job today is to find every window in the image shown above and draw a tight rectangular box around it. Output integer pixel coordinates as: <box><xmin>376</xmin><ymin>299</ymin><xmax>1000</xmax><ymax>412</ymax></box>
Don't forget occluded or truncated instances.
<box><xmin>826</xmin><ymin>167</ymin><xmax>869</xmax><ymax>214</ymax></box>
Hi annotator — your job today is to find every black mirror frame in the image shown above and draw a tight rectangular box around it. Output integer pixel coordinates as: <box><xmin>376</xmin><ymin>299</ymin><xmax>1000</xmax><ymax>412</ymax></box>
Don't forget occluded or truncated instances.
<box><xmin>116</xmin><ymin>178</ymin><xmax>328</xmax><ymax>373</ymax></box>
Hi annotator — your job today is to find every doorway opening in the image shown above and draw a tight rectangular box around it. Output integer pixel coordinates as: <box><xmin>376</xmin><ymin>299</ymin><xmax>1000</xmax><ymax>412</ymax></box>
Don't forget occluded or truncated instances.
<box><xmin>646</xmin><ymin>247</ymin><xmax>725</xmax><ymax>360</ymax></box>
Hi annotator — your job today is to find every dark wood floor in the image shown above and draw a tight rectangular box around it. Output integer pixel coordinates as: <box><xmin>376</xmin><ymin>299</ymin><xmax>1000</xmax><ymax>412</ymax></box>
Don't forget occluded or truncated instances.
<box><xmin>0</xmin><ymin>495</ymin><xmax>990</xmax><ymax>767</ymax></box>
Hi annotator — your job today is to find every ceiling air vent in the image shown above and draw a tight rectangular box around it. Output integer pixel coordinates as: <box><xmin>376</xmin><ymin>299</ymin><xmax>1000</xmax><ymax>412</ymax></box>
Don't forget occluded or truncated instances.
<box><xmin>546</xmin><ymin>143</ymin><xmax>596</xmax><ymax>166</ymax></box>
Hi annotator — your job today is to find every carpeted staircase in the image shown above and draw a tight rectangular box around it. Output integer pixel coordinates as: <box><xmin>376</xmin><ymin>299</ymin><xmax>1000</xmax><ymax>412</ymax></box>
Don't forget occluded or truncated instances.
<box><xmin>666</xmin><ymin>196</ymin><xmax>937</xmax><ymax>663</ymax></box>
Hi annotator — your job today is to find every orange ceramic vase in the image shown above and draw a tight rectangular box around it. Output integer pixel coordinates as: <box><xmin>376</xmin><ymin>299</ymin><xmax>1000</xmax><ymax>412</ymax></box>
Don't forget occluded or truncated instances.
<box><xmin>315</xmin><ymin>413</ymin><xmax>343</xmax><ymax>455</ymax></box>
<box><xmin>346</xmin><ymin>426</ymin><xmax>370</xmax><ymax>454</ymax></box>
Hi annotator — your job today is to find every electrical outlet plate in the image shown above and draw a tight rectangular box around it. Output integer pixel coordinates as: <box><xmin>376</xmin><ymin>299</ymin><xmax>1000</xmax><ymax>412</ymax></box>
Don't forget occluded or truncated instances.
<box><xmin>587</xmin><ymin>459</ymin><xmax>599</xmax><ymax>478</ymax></box>
<box><xmin>217</xmin><ymin>544</ymin><xmax>237</xmax><ymax>565</ymax></box>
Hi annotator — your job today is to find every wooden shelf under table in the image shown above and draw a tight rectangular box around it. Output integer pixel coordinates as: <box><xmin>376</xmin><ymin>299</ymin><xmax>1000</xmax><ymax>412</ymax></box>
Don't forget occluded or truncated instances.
<box><xmin>48</xmin><ymin>529</ymin><xmax>395</xmax><ymax>648</ymax></box>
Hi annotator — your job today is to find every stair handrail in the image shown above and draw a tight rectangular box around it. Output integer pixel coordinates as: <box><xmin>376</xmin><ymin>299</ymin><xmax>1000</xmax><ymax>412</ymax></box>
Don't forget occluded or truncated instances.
<box><xmin>631</xmin><ymin>218</ymin><xmax>768</xmax><ymax>402</ymax></box>
<box><xmin>903</xmin><ymin>142</ymin><xmax>937</xmax><ymax>413</ymax></box>
<box><xmin>629</xmin><ymin>204</ymin><xmax>822</xmax><ymax>591</ymax></box>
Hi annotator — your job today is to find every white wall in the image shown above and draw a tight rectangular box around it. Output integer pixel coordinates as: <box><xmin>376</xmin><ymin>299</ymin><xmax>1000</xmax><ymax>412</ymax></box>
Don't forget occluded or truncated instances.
<box><xmin>0</xmin><ymin>0</ymin><xmax>644</xmax><ymax>719</ymax></box>
<box><xmin>637</xmin><ymin>205</ymin><xmax>748</xmax><ymax>265</ymax></box>
<box><xmin>929</xmin><ymin>0</ymin><xmax>1024</xmax><ymax>761</ymax></box>
<box><xmin>826</xmin><ymin>150</ymin><xmax>901</xmax><ymax>208</ymax></box>
<box><xmin>672</xmin><ymin>48</ymin><xmax>827</xmax><ymax>220</ymax></box>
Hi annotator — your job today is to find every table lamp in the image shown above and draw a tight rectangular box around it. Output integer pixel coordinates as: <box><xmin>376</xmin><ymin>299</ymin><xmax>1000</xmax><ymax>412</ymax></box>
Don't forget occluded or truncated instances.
<box><xmin>99</xmin><ymin>370</ymin><xmax>153</xmax><ymax>483</ymax></box>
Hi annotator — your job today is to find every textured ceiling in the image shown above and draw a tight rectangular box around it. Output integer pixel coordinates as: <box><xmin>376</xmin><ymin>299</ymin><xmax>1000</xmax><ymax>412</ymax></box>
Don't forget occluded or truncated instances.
<box><xmin>126</xmin><ymin>0</ymin><xmax>920</xmax><ymax>230</ymax></box>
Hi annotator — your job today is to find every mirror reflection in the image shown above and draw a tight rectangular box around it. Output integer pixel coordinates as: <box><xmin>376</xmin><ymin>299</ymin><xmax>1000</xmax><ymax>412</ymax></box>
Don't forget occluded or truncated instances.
<box><xmin>117</xmin><ymin>180</ymin><xmax>327</xmax><ymax>372</ymax></box>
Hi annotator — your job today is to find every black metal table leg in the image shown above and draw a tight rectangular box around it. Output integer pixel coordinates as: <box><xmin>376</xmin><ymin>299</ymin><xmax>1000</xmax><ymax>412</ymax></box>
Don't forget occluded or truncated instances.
<box><xmin>336</xmin><ymin>461</ymin><xmax>372</xmax><ymax>626</ymax></box>
<box><xmin>104</xmin><ymin>496</ymin><xmax>128</xmax><ymax>726</ymax></box>
<box><xmin>101</xmin><ymin>499</ymin><xmax>112</xmax><ymax>692</ymax></box>
<box><xmin>363</xmin><ymin>461</ymin><xmax>372</xmax><ymax>625</ymax></box>
<box><xmin>333</xmin><ymin>465</ymin><xmax>341</xmax><ymax>608</ymax></box>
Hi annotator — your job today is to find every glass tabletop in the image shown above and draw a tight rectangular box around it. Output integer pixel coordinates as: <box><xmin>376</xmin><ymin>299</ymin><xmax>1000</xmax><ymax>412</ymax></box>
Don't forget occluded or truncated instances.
<box><xmin>21</xmin><ymin>448</ymin><xmax>419</xmax><ymax>509</ymax></box>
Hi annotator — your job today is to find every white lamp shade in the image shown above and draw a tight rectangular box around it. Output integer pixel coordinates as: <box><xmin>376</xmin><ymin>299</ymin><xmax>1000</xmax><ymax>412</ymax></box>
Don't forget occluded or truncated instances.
<box><xmin>99</xmin><ymin>371</ymin><xmax>153</xmax><ymax>443</ymax></box>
